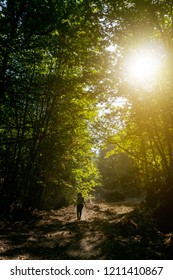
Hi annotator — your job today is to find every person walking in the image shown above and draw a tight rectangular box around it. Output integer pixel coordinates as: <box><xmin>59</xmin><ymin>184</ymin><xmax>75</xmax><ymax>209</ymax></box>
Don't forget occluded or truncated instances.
<box><xmin>76</xmin><ymin>192</ymin><xmax>85</xmax><ymax>220</ymax></box>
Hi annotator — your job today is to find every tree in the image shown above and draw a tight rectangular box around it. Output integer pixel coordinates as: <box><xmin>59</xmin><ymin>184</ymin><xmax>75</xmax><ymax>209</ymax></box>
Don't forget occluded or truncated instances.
<box><xmin>94</xmin><ymin>0</ymin><xmax>173</xmax><ymax>230</ymax></box>
<box><xmin>0</xmin><ymin>0</ymin><xmax>106</xmax><ymax>211</ymax></box>
<box><xmin>98</xmin><ymin>144</ymin><xmax>140</xmax><ymax>196</ymax></box>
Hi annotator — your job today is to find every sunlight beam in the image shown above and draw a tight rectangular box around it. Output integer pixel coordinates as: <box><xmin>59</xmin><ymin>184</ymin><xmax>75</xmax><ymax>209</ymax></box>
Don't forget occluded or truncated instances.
<box><xmin>125</xmin><ymin>47</ymin><xmax>163</xmax><ymax>87</ymax></box>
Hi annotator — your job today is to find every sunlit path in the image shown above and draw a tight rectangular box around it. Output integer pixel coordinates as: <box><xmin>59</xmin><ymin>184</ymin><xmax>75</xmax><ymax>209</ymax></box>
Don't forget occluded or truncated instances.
<box><xmin>0</xmin><ymin>199</ymin><xmax>172</xmax><ymax>260</ymax></box>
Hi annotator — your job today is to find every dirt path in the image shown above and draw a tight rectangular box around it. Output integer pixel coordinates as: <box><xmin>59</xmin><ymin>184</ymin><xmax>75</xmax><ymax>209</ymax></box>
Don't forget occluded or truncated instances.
<box><xmin>0</xmin><ymin>199</ymin><xmax>170</xmax><ymax>260</ymax></box>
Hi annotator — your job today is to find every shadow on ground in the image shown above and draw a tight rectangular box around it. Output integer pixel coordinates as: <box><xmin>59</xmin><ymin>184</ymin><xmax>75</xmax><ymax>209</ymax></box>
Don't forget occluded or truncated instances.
<box><xmin>0</xmin><ymin>201</ymin><xmax>172</xmax><ymax>259</ymax></box>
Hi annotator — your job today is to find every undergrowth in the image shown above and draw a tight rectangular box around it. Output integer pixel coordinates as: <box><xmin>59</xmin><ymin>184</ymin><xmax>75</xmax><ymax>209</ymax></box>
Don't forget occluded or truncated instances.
<box><xmin>101</xmin><ymin>203</ymin><xmax>172</xmax><ymax>259</ymax></box>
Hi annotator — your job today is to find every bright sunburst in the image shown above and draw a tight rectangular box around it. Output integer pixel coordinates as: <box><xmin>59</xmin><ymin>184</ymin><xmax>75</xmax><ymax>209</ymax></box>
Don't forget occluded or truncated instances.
<box><xmin>125</xmin><ymin>47</ymin><xmax>163</xmax><ymax>86</ymax></box>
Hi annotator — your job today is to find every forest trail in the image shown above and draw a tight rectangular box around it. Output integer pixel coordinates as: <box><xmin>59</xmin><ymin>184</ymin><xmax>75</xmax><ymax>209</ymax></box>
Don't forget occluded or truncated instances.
<box><xmin>0</xmin><ymin>199</ymin><xmax>170</xmax><ymax>260</ymax></box>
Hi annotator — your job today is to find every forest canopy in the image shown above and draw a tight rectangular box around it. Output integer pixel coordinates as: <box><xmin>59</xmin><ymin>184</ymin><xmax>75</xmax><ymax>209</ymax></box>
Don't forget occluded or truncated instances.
<box><xmin>0</xmin><ymin>0</ymin><xmax>173</xmax><ymax>229</ymax></box>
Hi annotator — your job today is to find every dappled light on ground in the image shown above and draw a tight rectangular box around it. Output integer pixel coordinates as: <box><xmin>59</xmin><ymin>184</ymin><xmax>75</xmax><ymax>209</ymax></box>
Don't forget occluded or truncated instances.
<box><xmin>0</xmin><ymin>200</ymin><xmax>172</xmax><ymax>260</ymax></box>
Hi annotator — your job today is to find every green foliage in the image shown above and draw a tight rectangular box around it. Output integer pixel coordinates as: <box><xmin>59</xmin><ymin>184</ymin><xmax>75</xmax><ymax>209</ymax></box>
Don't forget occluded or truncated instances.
<box><xmin>1</xmin><ymin>0</ymin><xmax>173</xmax><ymax>227</ymax></box>
<box><xmin>93</xmin><ymin>0</ymin><xmax>173</xmax><ymax>194</ymax></box>
<box><xmin>0</xmin><ymin>0</ymin><xmax>104</xmax><ymax>211</ymax></box>
<box><xmin>92</xmin><ymin>0</ymin><xmax>173</xmax><ymax>231</ymax></box>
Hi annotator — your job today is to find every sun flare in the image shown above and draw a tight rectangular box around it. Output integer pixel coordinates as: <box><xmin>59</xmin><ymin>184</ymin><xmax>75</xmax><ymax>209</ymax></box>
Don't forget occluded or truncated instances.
<box><xmin>125</xmin><ymin>48</ymin><xmax>163</xmax><ymax>86</ymax></box>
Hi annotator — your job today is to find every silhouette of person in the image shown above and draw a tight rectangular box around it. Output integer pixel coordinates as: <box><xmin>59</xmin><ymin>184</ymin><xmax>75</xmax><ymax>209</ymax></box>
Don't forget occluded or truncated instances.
<box><xmin>76</xmin><ymin>192</ymin><xmax>85</xmax><ymax>220</ymax></box>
